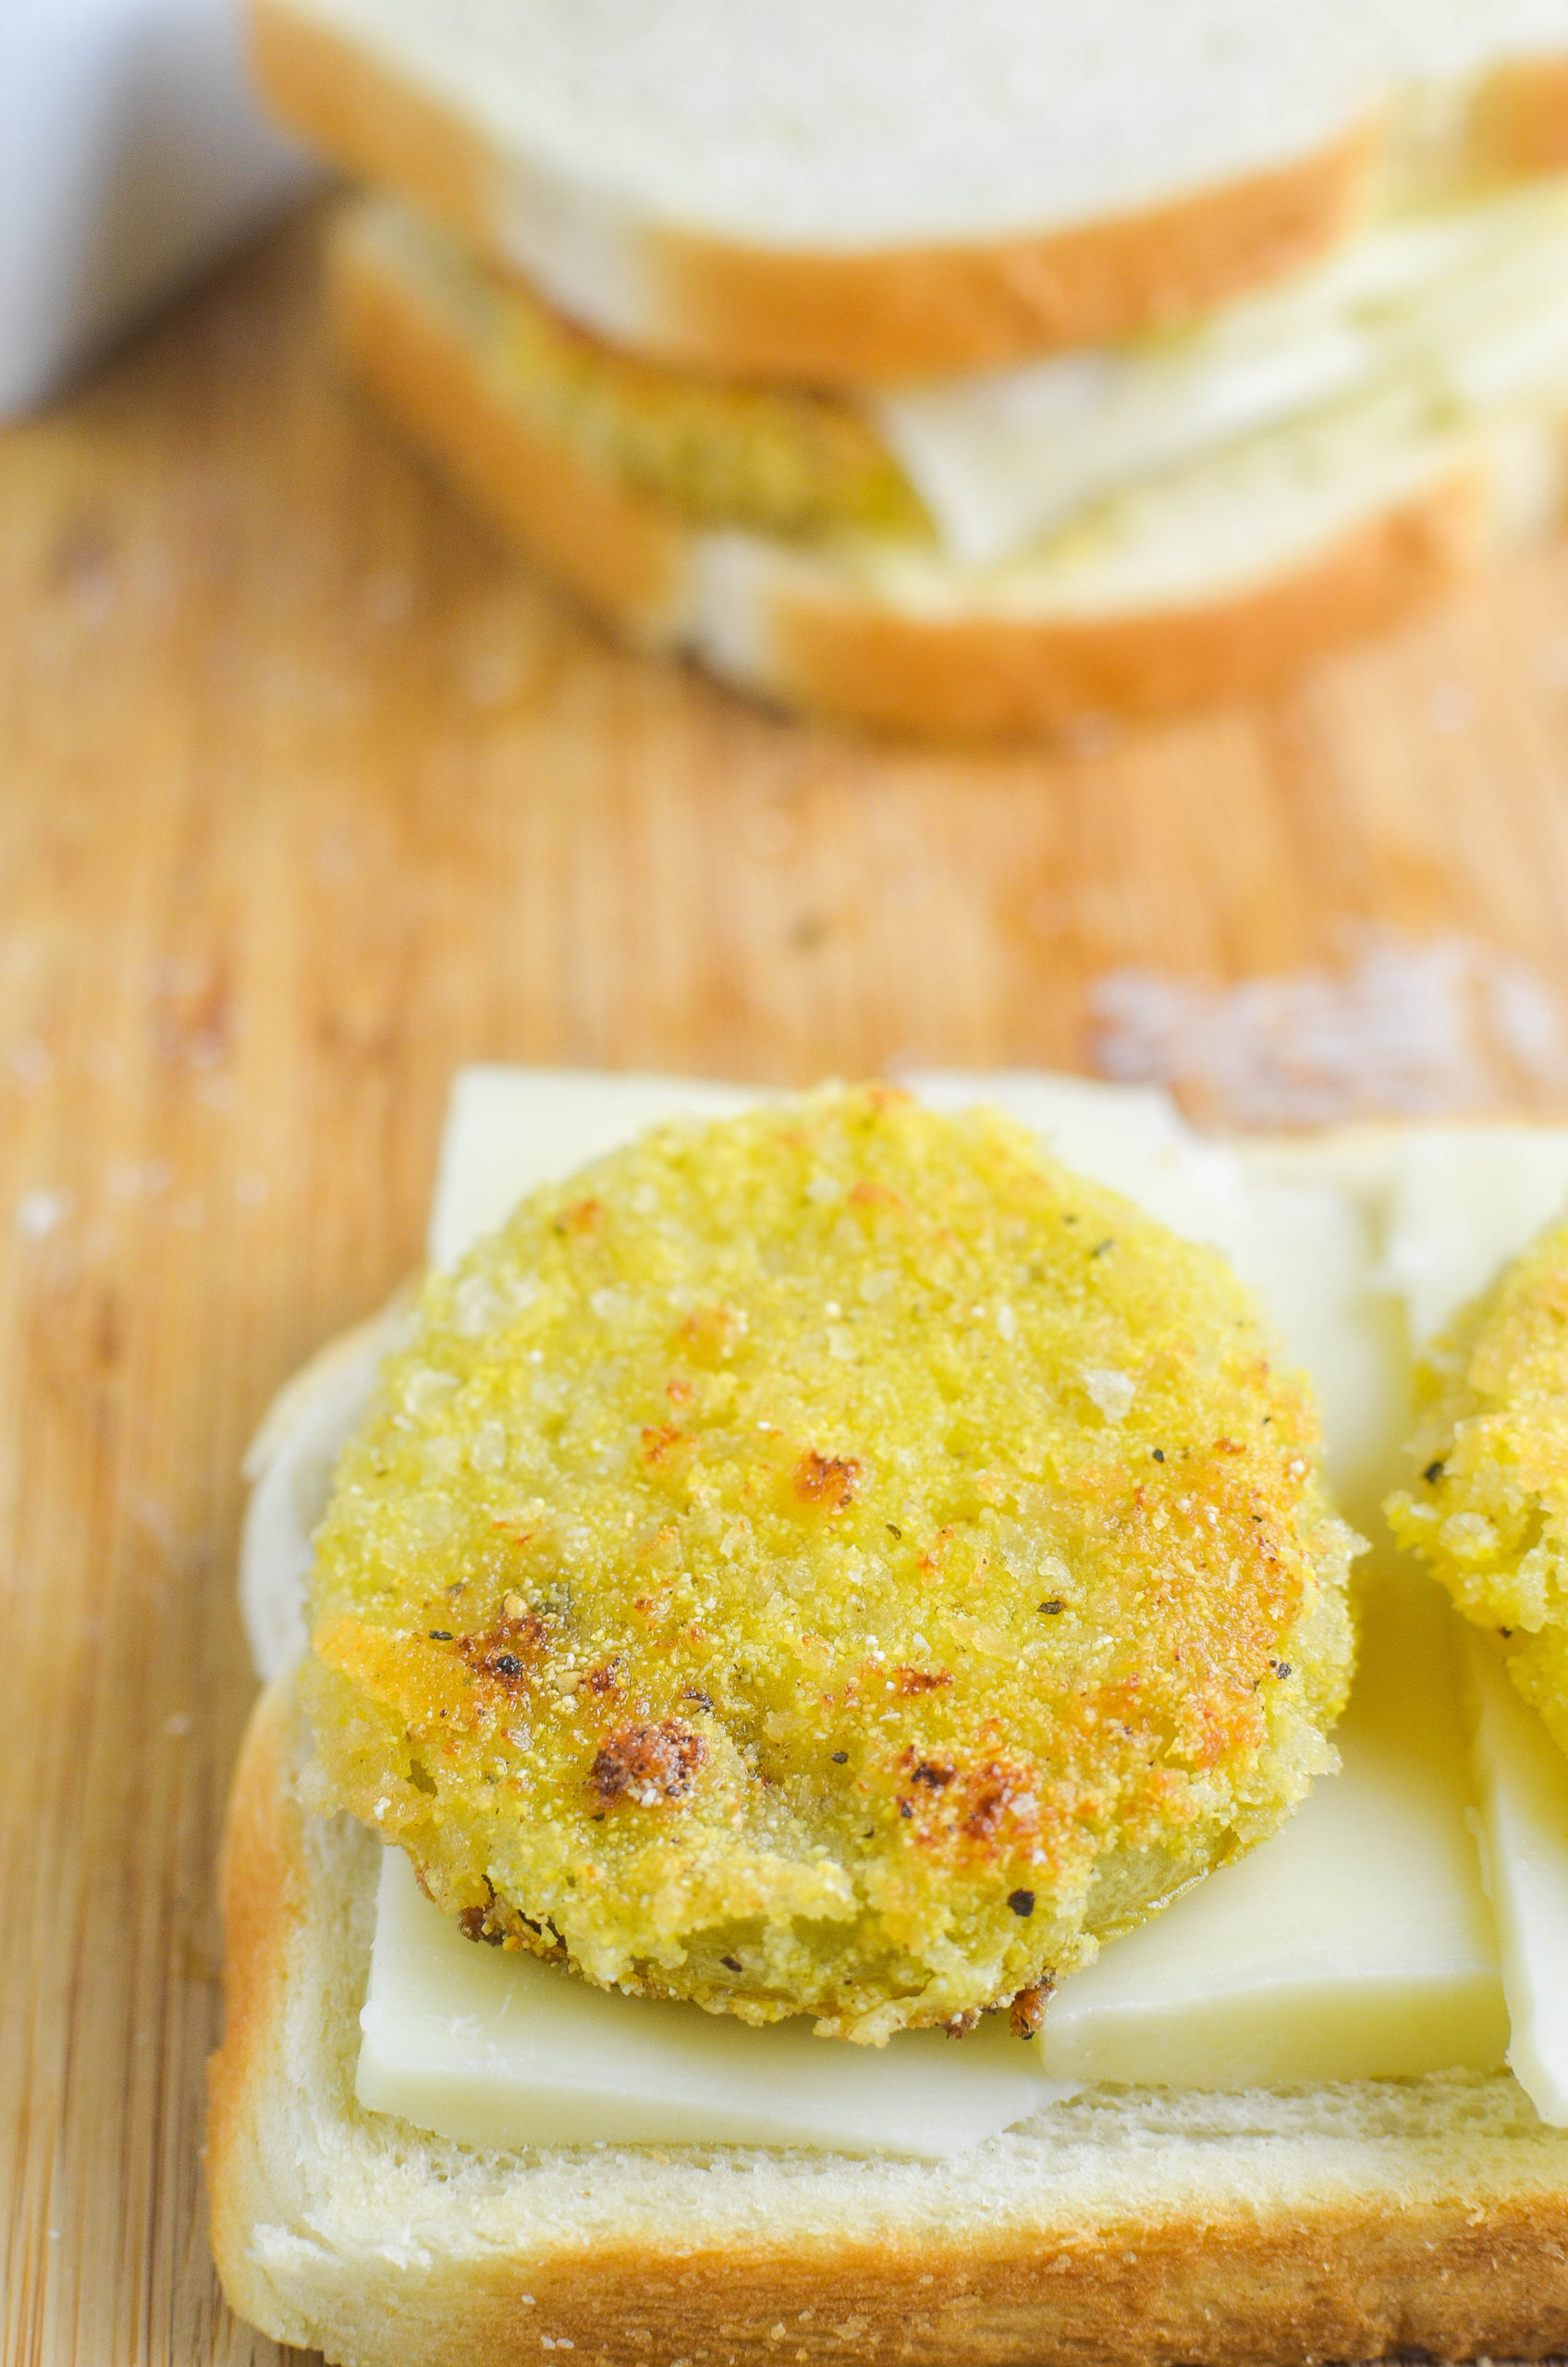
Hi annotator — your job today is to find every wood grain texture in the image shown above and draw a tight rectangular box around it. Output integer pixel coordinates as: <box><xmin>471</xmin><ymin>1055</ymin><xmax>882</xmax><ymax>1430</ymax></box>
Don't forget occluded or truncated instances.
<box><xmin>7</xmin><ymin>195</ymin><xmax>1568</xmax><ymax>2367</ymax></box>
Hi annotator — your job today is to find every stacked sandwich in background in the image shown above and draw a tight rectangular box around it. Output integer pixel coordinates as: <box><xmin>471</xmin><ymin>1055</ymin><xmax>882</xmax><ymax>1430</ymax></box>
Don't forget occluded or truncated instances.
<box><xmin>251</xmin><ymin>1</ymin><xmax>1568</xmax><ymax>736</ymax></box>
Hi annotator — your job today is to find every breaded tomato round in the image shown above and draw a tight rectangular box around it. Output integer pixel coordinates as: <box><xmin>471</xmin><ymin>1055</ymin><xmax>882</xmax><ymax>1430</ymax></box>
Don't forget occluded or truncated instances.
<box><xmin>1388</xmin><ymin>1211</ymin><xmax>1568</xmax><ymax>1756</ymax></box>
<box><xmin>305</xmin><ymin>1086</ymin><xmax>1355</xmax><ymax>2041</ymax></box>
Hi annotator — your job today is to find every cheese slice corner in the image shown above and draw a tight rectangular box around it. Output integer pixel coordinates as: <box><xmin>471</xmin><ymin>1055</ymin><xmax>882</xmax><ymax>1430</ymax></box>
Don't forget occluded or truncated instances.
<box><xmin>358</xmin><ymin>1846</ymin><xmax>1060</xmax><ymax>2160</ymax></box>
<box><xmin>1035</xmin><ymin>1561</ymin><xmax>1506</xmax><ymax>2091</ymax></box>
<box><xmin>1464</xmin><ymin>1635</ymin><xmax>1568</xmax><ymax>2128</ymax></box>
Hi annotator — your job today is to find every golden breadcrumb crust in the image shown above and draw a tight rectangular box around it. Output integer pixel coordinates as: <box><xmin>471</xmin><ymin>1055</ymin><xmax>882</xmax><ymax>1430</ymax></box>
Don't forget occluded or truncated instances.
<box><xmin>210</xmin><ymin>1676</ymin><xmax>1568</xmax><ymax>2367</ymax></box>
<box><xmin>304</xmin><ymin>1087</ymin><xmax>1354</xmax><ymax>2039</ymax></box>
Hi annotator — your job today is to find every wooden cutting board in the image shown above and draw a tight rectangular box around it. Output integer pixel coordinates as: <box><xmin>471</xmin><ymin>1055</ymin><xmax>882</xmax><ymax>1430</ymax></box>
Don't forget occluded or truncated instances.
<box><xmin>8</xmin><ymin>196</ymin><xmax>1568</xmax><ymax>2367</ymax></box>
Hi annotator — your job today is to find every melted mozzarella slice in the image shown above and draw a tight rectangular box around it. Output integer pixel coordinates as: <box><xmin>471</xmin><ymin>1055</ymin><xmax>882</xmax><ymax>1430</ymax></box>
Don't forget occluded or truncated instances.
<box><xmin>359</xmin><ymin>1846</ymin><xmax>1058</xmax><ymax>2159</ymax></box>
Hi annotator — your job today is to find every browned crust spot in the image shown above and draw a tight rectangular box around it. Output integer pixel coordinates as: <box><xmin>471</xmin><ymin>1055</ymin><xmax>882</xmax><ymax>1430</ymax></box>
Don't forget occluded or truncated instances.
<box><xmin>588</xmin><ymin>1719</ymin><xmax>706</xmax><ymax>1809</ymax></box>
<box><xmin>640</xmin><ymin>1422</ymin><xmax>692</xmax><ymax>1468</ymax></box>
<box><xmin>791</xmin><ymin>1448</ymin><xmax>860</xmax><ymax>1511</ymax></box>
<box><xmin>895</xmin><ymin>1664</ymin><xmax>954</xmax><ymax>1695</ymax></box>
<box><xmin>1010</xmin><ymin>1976</ymin><xmax>1054</xmax><ymax>2037</ymax></box>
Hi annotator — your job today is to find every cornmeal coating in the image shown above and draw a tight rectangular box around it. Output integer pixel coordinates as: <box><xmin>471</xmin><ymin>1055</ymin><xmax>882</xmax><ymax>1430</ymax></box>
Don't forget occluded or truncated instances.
<box><xmin>411</xmin><ymin>210</ymin><xmax>924</xmax><ymax>539</ymax></box>
<box><xmin>306</xmin><ymin>1087</ymin><xmax>1355</xmax><ymax>2041</ymax></box>
<box><xmin>1388</xmin><ymin>1213</ymin><xmax>1568</xmax><ymax>1756</ymax></box>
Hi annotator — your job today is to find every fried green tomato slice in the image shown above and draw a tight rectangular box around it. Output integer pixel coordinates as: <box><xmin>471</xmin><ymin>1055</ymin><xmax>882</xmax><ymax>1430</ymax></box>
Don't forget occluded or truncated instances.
<box><xmin>305</xmin><ymin>1086</ymin><xmax>1355</xmax><ymax>2042</ymax></box>
<box><xmin>1387</xmin><ymin>1211</ymin><xmax>1568</xmax><ymax>1756</ymax></box>
<box><xmin>383</xmin><ymin>206</ymin><xmax>926</xmax><ymax>540</ymax></box>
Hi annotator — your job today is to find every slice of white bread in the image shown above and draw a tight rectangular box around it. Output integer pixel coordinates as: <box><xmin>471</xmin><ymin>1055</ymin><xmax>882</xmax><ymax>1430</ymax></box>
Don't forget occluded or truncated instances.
<box><xmin>209</xmin><ymin>1099</ymin><xmax>1568</xmax><ymax>2367</ymax></box>
<box><xmin>330</xmin><ymin>196</ymin><xmax>1568</xmax><ymax>737</ymax></box>
<box><xmin>252</xmin><ymin>0</ymin><xmax>1568</xmax><ymax>383</ymax></box>
<box><xmin>210</xmin><ymin>1674</ymin><xmax>1568</xmax><ymax>2367</ymax></box>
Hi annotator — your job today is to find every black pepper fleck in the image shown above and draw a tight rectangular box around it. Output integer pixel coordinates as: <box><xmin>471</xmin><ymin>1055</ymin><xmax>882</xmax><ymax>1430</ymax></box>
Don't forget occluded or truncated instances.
<box><xmin>1008</xmin><ymin>1889</ymin><xmax>1035</xmax><ymax>1918</ymax></box>
<box><xmin>830</xmin><ymin>1750</ymin><xmax>849</xmax><ymax>1763</ymax></box>
<box><xmin>493</xmin><ymin>1652</ymin><xmax>522</xmax><ymax>1678</ymax></box>
<box><xmin>1038</xmin><ymin>1598</ymin><xmax>1064</xmax><ymax>1615</ymax></box>
<box><xmin>1424</xmin><ymin>1460</ymin><xmax>1446</xmax><ymax>1484</ymax></box>
<box><xmin>428</xmin><ymin>1629</ymin><xmax>453</xmax><ymax>1641</ymax></box>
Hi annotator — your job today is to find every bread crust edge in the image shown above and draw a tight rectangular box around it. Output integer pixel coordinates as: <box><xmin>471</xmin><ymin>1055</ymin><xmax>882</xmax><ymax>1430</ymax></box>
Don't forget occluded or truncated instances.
<box><xmin>250</xmin><ymin>0</ymin><xmax>1568</xmax><ymax>384</ymax></box>
<box><xmin>207</xmin><ymin>1679</ymin><xmax>309</xmax><ymax>2344</ymax></box>
<box><xmin>251</xmin><ymin>0</ymin><xmax>1383</xmax><ymax>383</ymax></box>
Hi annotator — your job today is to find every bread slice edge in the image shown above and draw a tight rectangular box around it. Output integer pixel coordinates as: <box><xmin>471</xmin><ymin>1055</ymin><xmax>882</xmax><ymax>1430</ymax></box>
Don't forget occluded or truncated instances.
<box><xmin>252</xmin><ymin>0</ymin><xmax>1568</xmax><ymax>384</ymax></box>
<box><xmin>254</xmin><ymin>0</ymin><xmax>1383</xmax><ymax>384</ymax></box>
<box><xmin>213</xmin><ymin>1421</ymin><xmax>1568</xmax><ymax>2366</ymax></box>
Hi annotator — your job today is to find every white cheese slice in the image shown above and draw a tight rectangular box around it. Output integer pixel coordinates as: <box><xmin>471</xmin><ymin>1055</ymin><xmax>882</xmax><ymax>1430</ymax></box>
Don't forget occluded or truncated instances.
<box><xmin>344</xmin><ymin>1067</ymin><xmax>1505</xmax><ymax>2156</ymax></box>
<box><xmin>1465</xmin><ymin>1636</ymin><xmax>1568</xmax><ymax>2127</ymax></box>
<box><xmin>359</xmin><ymin>1847</ymin><xmax>1059</xmax><ymax>2159</ymax></box>
<box><xmin>1379</xmin><ymin>1124</ymin><xmax>1568</xmax><ymax>1346</ymax></box>
<box><xmin>1035</xmin><ymin>1563</ymin><xmax>1506</xmax><ymax>2088</ymax></box>
<box><xmin>873</xmin><ymin>179</ymin><xmax>1568</xmax><ymax>570</ymax></box>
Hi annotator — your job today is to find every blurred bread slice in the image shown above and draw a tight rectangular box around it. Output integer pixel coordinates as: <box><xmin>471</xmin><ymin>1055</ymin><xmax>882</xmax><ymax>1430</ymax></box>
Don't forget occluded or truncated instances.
<box><xmin>254</xmin><ymin>0</ymin><xmax>1568</xmax><ymax>382</ymax></box>
<box><xmin>331</xmin><ymin>197</ymin><xmax>1568</xmax><ymax>737</ymax></box>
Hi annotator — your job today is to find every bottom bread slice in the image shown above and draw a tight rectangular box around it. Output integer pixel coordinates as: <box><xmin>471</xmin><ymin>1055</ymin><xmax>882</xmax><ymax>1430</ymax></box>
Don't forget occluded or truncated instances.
<box><xmin>328</xmin><ymin>196</ymin><xmax>1568</xmax><ymax>741</ymax></box>
<box><xmin>211</xmin><ymin>1674</ymin><xmax>1568</xmax><ymax>2367</ymax></box>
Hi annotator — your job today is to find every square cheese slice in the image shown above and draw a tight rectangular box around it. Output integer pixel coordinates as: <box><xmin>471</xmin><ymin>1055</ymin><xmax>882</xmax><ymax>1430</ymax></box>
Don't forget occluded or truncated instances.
<box><xmin>337</xmin><ymin>1068</ymin><xmax>1511</xmax><ymax>2156</ymax></box>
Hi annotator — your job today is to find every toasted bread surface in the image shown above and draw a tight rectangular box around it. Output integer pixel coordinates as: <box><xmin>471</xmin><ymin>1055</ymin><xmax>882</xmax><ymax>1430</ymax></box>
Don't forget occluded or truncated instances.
<box><xmin>211</xmin><ymin>1671</ymin><xmax>1568</xmax><ymax>2367</ymax></box>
